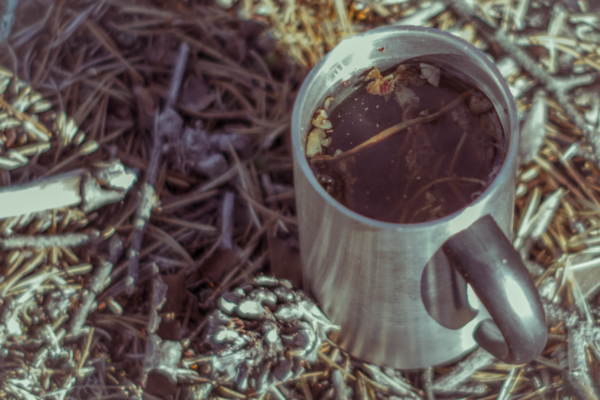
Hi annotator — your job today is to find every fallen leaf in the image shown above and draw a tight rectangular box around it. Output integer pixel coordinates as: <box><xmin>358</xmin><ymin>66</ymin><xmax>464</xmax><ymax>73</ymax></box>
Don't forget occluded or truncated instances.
<box><xmin>366</xmin><ymin>78</ymin><xmax>394</xmax><ymax>95</ymax></box>
<box><xmin>420</xmin><ymin>63</ymin><xmax>441</xmax><ymax>87</ymax></box>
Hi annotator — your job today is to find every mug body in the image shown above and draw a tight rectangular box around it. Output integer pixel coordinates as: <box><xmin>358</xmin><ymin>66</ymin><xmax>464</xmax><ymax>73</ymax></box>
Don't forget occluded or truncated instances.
<box><xmin>291</xmin><ymin>26</ymin><xmax>519</xmax><ymax>368</ymax></box>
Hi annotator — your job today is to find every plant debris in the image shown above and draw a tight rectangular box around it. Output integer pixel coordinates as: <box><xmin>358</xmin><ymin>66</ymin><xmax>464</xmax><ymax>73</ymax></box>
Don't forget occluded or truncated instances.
<box><xmin>0</xmin><ymin>0</ymin><xmax>599</xmax><ymax>399</ymax></box>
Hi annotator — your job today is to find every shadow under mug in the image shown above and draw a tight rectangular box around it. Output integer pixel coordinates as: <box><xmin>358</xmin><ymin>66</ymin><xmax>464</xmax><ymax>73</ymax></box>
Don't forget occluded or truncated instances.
<box><xmin>291</xmin><ymin>25</ymin><xmax>547</xmax><ymax>369</ymax></box>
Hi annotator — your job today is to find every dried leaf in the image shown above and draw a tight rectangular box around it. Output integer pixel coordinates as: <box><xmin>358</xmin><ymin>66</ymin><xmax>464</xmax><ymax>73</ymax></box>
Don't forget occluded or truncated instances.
<box><xmin>366</xmin><ymin>67</ymin><xmax>383</xmax><ymax>80</ymax></box>
<box><xmin>394</xmin><ymin>84</ymin><xmax>419</xmax><ymax>108</ymax></box>
<box><xmin>420</xmin><ymin>63</ymin><xmax>441</xmax><ymax>87</ymax></box>
<box><xmin>306</xmin><ymin>128</ymin><xmax>328</xmax><ymax>158</ymax></box>
<box><xmin>366</xmin><ymin>78</ymin><xmax>394</xmax><ymax>95</ymax></box>
<box><xmin>311</xmin><ymin>109</ymin><xmax>332</xmax><ymax>129</ymax></box>
<box><xmin>324</xmin><ymin>96</ymin><xmax>334</xmax><ymax>111</ymax></box>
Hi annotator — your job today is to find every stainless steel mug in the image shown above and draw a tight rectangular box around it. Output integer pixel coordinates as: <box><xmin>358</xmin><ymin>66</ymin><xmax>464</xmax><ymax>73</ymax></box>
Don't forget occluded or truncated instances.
<box><xmin>291</xmin><ymin>25</ymin><xmax>547</xmax><ymax>369</ymax></box>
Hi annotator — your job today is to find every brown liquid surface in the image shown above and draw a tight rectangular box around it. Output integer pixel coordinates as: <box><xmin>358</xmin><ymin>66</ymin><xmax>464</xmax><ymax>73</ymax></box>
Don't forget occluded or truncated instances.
<box><xmin>310</xmin><ymin>62</ymin><xmax>506</xmax><ymax>224</ymax></box>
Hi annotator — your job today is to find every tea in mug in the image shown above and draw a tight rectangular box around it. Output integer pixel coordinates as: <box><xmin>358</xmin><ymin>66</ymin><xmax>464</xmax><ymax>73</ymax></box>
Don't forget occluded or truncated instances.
<box><xmin>305</xmin><ymin>60</ymin><xmax>506</xmax><ymax>224</ymax></box>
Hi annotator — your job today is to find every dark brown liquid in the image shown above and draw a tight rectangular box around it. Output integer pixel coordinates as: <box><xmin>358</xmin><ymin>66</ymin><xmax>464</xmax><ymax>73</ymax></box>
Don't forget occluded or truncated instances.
<box><xmin>309</xmin><ymin>61</ymin><xmax>506</xmax><ymax>224</ymax></box>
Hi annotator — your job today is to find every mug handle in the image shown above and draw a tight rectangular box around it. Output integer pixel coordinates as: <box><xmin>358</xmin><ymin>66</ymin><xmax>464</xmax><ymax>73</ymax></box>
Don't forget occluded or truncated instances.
<box><xmin>441</xmin><ymin>214</ymin><xmax>547</xmax><ymax>365</ymax></box>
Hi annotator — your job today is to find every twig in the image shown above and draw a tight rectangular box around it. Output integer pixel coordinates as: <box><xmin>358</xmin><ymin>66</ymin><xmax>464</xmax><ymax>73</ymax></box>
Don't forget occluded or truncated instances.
<box><xmin>0</xmin><ymin>0</ymin><xmax>18</xmax><ymax>42</ymax></box>
<box><xmin>165</xmin><ymin>42</ymin><xmax>190</xmax><ymax>110</ymax></box>
<box><xmin>126</xmin><ymin>180</ymin><xmax>157</xmax><ymax>293</ymax></box>
<box><xmin>311</xmin><ymin>90</ymin><xmax>472</xmax><ymax>162</ymax></box>
<box><xmin>448</xmin><ymin>131</ymin><xmax>468</xmax><ymax>175</ymax></box>
<box><xmin>0</xmin><ymin>232</ymin><xmax>95</xmax><ymax>249</ymax></box>
<box><xmin>432</xmin><ymin>348</ymin><xmax>495</xmax><ymax>393</ymax></box>
<box><xmin>68</xmin><ymin>260</ymin><xmax>113</xmax><ymax>338</ymax></box>
<box><xmin>445</xmin><ymin>0</ymin><xmax>600</xmax><ymax>167</ymax></box>
<box><xmin>220</xmin><ymin>191</ymin><xmax>235</xmax><ymax>250</ymax></box>
<box><xmin>147</xmin><ymin>273</ymin><xmax>167</xmax><ymax>335</ymax></box>
<box><xmin>422</xmin><ymin>367</ymin><xmax>434</xmax><ymax>400</ymax></box>
<box><xmin>126</xmin><ymin>41</ymin><xmax>189</xmax><ymax>293</ymax></box>
<box><xmin>566</xmin><ymin>326</ymin><xmax>600</xmax><ymax>399</ymax></box>
<box><xmin>497</xmin><ymin>367</ymin><xmax>519</xmax><ymax>400</ymax></box>
<box><xmin>0</xmin><ymin>170</ymin><xmax>83</xmax><ymax>219</ymax></box>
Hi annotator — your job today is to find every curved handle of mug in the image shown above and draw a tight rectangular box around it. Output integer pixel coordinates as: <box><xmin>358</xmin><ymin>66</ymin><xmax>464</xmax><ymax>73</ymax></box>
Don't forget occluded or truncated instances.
<box><xmin>441</xmin><ymin>214</ymin><xmax>547</xmax><ymax>365</ymax></box>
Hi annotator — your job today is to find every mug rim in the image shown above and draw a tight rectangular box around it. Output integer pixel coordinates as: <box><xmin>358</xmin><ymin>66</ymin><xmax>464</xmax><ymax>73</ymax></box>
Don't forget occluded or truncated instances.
<box><xmin>291</xmin><ymin>25</ymin><xmax>519</xmax><ymax>231</ymax></box>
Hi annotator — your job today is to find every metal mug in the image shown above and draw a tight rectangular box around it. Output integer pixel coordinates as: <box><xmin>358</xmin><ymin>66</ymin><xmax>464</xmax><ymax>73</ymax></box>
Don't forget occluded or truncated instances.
<box><xmin>291</xmin><ymin>25</ymin><xmax>547</xmax><ymax>369</ymax></box>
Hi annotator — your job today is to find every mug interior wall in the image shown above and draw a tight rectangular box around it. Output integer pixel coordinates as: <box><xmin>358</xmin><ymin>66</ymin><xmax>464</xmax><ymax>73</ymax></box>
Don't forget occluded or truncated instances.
<box><xmin>297</xmin><ymin>30</ymin><xmax>514</xmax><ymax>166</ymax></box>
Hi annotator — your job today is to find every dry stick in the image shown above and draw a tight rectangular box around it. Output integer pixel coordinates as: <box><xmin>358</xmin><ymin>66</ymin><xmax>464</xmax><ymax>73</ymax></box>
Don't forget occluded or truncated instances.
<box><xmin>445</xmin><ymin>0</ymin><xmax>600</xmax><ymax>168</ymax></box>
<box><xmin>220</xmin><ymin>191</ymin><xmax>235</xmax><ymax>250</ymax></box>
<box><xmin>422</xmin><ymin>367</ymin><xmax>435</xmax><ymax>400</ymax></box>
<box><xmin>125</xmin><ymin>42</ymin><xmax>190</xmax><ymax>294</ymax></box>
<box><xmin>165</xmin><ymin>42</ymin><xmax>190</xmax><ymax>110</ymax></box>
<box><xmin>311</xmin><ymin>90</ymin><xmax>473</xmax><ymax>163</ymax></box>
<box><xmin>432</xmin><ymin>348</ymin><xmax>496</xmax><ymax>394</ymax></box>
<box><xmin>0</xmin><ymin>0</ymin><xmax>19</xmax><ymax>42</ymax></box>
